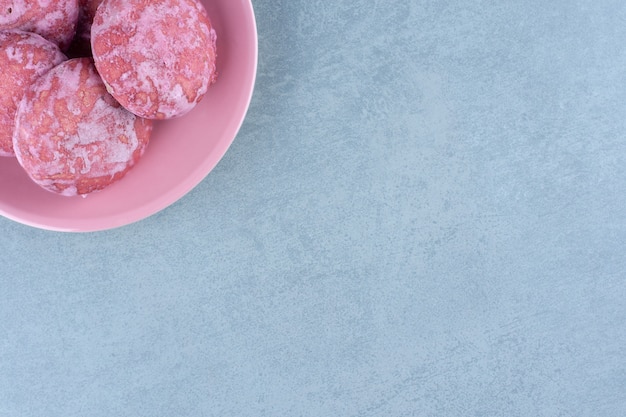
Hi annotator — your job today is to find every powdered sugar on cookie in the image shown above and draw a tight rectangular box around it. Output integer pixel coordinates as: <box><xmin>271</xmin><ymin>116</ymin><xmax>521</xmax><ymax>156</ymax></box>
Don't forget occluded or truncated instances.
<box><xmin>0</xmin><ymin>0</ymin><xmax>79</xmax><ymax>50</ymax></box>
<box><xmin>0</xmin><ymin>30</ymin><xmax>66</xmax><ymax>156</ymax></box>
<box><xmin>91</xmin><ymin>0</ymin><xmax>217</xmax><ymax>119</ymax></box>
<box><xmin>13</xmin><ymin>58</ymin><xmax>152</xmax><ymax>196</ymax></box>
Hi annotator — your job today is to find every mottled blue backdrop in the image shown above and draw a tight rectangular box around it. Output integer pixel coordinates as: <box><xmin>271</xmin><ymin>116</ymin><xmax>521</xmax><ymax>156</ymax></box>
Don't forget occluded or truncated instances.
<box><xmin>1</xmin><ymin>0</ymin><xmax>625</xmax><ymax>416</ymax></box>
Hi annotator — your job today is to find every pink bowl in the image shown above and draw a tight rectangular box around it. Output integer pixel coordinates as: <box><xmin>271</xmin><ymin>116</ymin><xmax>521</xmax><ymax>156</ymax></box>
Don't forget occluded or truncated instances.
<box><xmin>0</xmin><ymin>0</ymin><xmax>258</xmax><ymax>232</ymax></box>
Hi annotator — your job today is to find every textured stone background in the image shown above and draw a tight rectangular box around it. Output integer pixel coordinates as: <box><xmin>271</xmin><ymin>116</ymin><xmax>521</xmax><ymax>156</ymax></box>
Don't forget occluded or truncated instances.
<box><xmin>1</xmin><ymin>0</ymin><xmax>625</xmax><ymax>416</ymax></box>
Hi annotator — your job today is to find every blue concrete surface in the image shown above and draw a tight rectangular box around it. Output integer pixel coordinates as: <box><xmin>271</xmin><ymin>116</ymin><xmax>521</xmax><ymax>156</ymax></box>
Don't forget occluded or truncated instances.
<box><xmin>1</xmin><ymin>0</ymin><xmax>625</xmax><ymax>415</ymax></box>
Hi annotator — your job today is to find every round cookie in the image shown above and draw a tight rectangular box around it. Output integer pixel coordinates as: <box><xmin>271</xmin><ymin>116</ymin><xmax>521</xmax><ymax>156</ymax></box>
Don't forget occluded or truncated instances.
<box><xmin>91</xmin><ymin>0</ymin><xmax>217</xmax><ymax>119</ymax></box>
<box><xmin>13</xmin><ymin>58</ymin><xmax>152</xmax><ymax>197</ymax></box>
<box><xmin>0</xmin><ymin>0</ymin><xmax>80</xmax><ymax>51</ymax></box>
<box><xmin>0</xmin><ymin>30</ymin><xmax>66</xmax><ymax>156</ymax></box>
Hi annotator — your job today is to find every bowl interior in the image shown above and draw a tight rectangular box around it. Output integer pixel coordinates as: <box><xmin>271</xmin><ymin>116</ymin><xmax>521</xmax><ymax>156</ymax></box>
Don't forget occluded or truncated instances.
<box><xmin>0</xmin><ymin>0</ymin><xmax>257</xmax><ymax>232</ymax></box>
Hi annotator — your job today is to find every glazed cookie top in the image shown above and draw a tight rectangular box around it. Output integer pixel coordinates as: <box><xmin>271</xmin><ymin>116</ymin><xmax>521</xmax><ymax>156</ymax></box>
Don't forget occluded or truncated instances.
<box><xmin>13</xmin><ymin>58</ymin><xmax>152</xmax><ymax>196</ymax></box>
<box><xmin>0</xmin><ymin>30</ymin><xmax>66</xmax><ymax>156</ymax></box>
<box><xmin>91</xmin><ymin>0</ymin><xmax>217</xmax><ymax>119</ymax></box>
<box><xmin>0</xmin><ymin>0</ymin><xmax>80</xmax><ymax>50</ymax></box>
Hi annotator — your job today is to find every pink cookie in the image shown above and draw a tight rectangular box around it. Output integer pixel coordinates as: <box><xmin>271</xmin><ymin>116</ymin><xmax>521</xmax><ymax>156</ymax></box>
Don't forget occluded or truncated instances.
<box><xmin>91</xmin><ymin>0</ymin><xmax>217</xmax><ymax>119</ymax></box>
<box><xmin>0</xmin><ymin>30</ymin><xmax>66</xmax><ymax>156</ymax></box>
<box><xmin>13</xmin><ymin>58</ymin><xmax>152</xmax><ymax>197</ymax></box>
<box><xmin>0</xmin><ymin>0</ymin><xmax>80</xmax><ymax>51</ymax></box>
